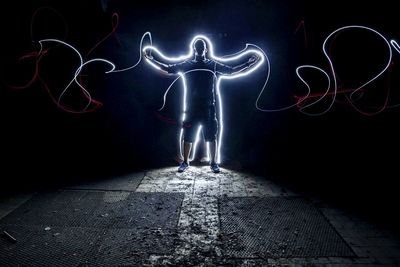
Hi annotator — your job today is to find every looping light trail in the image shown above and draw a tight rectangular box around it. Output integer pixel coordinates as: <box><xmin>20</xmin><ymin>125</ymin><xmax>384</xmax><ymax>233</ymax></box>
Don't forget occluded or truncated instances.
<box><xmin>294</xmin><ymin>25</ymin><xmax>396</xmax><ymax>116</ymax></box>
<box><xmin>109</xmin><ymin>31</ymin><xmax>152</xmax><ymax>73</ymax></box>
<box><xmin>295</xmin><ymin>65</ymin><xmax>331</xmax><ymax>115</ymax></box>
<box><xmin>10</xmin><ymin>9</ymin><xmax>118</xmax><ymax>113</ymax></box>
<box><xmin>38</xmin><ymin>39</ymin><xmax>115</xmax><ymax>113</ymax></box>
<box><xmin>14</xmin><ymin>6</ymin><xmax>400</xmax><ymax>118</ymax></box>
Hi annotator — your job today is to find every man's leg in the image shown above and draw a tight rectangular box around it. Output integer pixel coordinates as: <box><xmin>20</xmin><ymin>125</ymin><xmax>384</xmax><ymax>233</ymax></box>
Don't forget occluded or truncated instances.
<box><xmin>208</xmin><ymin>140</ymin><xmax>220</xmax><ymax>173</ymax></box>
<box><xmin>208</xmin><ymin>140</ymin><xmax>217</xmax><ymax>164</ymax></box>
<box><xmin>178</xmin><ymin>117</ymin><xmax>198</xmax><ymax>172</ymax></box>
<box><xmin>183</xmin><ymin>141</ymin><xmax>192</xmax><ymax>164</ymax></box>
<box><xmin>178</xmin><ymin>141</ymin><xmax>192</xmax><ymax>172</ymax></box>
<box><xmin>200</xmin><ymin>141</ymin><xmax>209</xmax><ymax>163</ymax></box>
<box><xmin>203</xmin><ymin>110</ymin><xmax>220</xmax><ymax>173</ymax></box>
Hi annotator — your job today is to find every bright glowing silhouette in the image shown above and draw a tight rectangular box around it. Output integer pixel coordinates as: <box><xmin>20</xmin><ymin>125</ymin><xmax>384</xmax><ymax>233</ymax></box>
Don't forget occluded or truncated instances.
<box><xmin>143</xmin><ymin>35</ymin><xmax>264</xmax><ymax>169</ymax></box>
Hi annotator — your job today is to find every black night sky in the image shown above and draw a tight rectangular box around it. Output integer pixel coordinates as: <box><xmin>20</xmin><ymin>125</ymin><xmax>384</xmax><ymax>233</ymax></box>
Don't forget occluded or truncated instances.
<box><xmin>1</xmin><ymin>0</ymin><xmax>400</xmax><ymax>227</ymax></box>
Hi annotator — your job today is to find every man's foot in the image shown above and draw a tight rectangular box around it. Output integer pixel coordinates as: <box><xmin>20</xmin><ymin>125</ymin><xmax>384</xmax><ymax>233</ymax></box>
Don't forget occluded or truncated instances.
<box><xmin>178</xmin><ymin>161</ymin><xmax>189</xmax><ymax>172</ymax></box>
<box><xmin>174</xmin><ymin>154</ymin><xmax>183</xmax><ymax>164</ymax></box>
<box><xmin>210</xmin><ymin>162</ymin><xmax>220</xmax><ymax>173</ymax></box>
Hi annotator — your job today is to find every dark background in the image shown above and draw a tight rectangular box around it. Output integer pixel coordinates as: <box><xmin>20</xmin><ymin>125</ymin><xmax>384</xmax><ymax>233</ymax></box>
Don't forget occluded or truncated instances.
<box><xmin>1</xmin><ymin>0</ymin><xmax>399</xmax><ymax>229</ymax></box>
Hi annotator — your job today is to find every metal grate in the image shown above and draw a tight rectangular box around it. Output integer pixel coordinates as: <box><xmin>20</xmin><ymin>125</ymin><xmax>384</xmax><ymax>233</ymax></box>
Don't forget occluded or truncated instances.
<box><xmin>64</xmin><ymin>173</ymin><xmax>143</xmax><ymax>192</ymax></box>
<box><xmin>0</xmin><ymin>191</ymin><xmax>182</xmax><ymax>229</ymax></box>
<box><xmin>0</xmin><ymin>191</ymin><xmax>184</xmax><ymax>266</ymax></box>
<box><xmin>219</xmin><ymin>197</ymin><xmax>355</xmax><ymax>258</ymax></box>
<box><xmin>0</xmin><ymin>225</ymin><xmax>102</xmax><ymax>267</ymax></box>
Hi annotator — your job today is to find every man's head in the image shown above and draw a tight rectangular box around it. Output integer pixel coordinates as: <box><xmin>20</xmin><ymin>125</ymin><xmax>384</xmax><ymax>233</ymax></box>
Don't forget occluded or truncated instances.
<box><xmin>193</xmin><ymin>39</ymin><xmax>207</xmax><ymax>58</ymax></box>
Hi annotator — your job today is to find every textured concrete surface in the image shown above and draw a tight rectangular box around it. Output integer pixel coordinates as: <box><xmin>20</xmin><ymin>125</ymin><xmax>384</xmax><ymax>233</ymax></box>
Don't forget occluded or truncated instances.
<box><xmin>1</xmin><ymin>166</ymin><xmax>400</xmax><ymax>266</ymax></box>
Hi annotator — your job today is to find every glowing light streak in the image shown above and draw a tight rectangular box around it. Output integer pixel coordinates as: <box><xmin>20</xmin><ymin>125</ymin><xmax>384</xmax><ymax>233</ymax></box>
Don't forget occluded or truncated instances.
<box><xmin>294</xmin><ymin>19</ymin><xmax>308</xmax><ymax>48</ymax></box>
<box><xmin>38</xmin><ymin>39</ymin><xmax>115</xmax><ymax>112</ymax></box>
<box><xmin>12</xmin><ymin>9</ymin><xmax>124</xmax><ymax>113</ymax></box>
<box><xmin>15</xmin><ymin>5</ymin><xmax>400</xmax><ymax>117</ymax></box>
<box><xmin>158</xmin><ymin>75</ymin><xmax>181</xmax><ymax>111</ymax></box>
<box><xmin>86</xmin><ymin>13</ymin><xmax>120</xmax><ymax>58</ymax></box>
<box><xmin>295</xmin><ymin>25</ymin><xmax>394</xmax><ymax>116</ymax></box>
<box><xmin>295</xmin><ymin>65</ymin><xmax>331</xmax><ymax>115</ymax></box>
<box><xmin>110</xmin><ymin>32</ymin><xmax>152</xmax><ymax>73</ymax></box>
<box><xmin>190</xmin><ymin>125</ymin><xmax>204</xmax><ymax>162</ymax></box>
<box><xmin>10</xmin><ymin>50</ymin><xmax>46</xmax><ymax>90</ymax></box>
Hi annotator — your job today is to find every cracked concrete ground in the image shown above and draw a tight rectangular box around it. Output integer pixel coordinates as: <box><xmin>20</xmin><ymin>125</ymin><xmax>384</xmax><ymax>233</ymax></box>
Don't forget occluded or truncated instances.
<box><xmin>1</xmin><ymin>166</ymin><xmax>400</xmax><ymax>266</ymax></box>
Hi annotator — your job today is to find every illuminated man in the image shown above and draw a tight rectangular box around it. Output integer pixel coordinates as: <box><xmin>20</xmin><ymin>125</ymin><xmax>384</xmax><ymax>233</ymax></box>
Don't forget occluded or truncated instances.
<box><xmin>143</xmin><ymin>37</ymin><xmax>263</xmax><ymax>173</ymax></box>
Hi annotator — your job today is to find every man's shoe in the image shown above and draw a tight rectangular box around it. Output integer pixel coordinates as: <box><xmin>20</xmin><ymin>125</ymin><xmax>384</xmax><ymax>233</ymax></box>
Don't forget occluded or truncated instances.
<box><xmin>210</xmin><ymin>162</ymin><xmax>220</xmax><ymax>173</ymax></box>
<box><xmin>178</xmin><ymin>162</ymin><xmax>189</xmax><ymax>172</ymax></box>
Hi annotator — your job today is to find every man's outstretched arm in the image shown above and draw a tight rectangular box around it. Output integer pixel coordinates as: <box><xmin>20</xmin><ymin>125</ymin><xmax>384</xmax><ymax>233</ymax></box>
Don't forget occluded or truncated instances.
<box><xmin>143</xmin><ymin>48</ymin><xmax>186</xmax><ymax>75</ymax></box>
<box><xmin>216</xmin><ymin>54</ymin><xmax>262</xmax><ymax>76</ymax></box>
<box><xmin>143</xmin><ymin>49</ymin><xmax>171</xmax><ymax>74</ymax></box>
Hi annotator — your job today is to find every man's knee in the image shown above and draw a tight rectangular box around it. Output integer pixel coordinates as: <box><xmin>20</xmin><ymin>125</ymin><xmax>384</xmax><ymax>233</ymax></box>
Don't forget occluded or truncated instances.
<box><xmin>203</xmin><ymin>121</ymin><xmax>218</xmax><ymax>142</ymax></box>
<box><xmin>183</xmin><ymin>128</ymin><xmax>197</xmax><ymax>143</ymax></box>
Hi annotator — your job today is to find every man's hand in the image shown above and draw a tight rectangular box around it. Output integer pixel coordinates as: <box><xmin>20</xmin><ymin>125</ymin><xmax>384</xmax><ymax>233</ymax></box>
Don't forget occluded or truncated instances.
<box><xmin>248</xmin><ymin>54</ymin><xmax>260</xmax><ymax>65</ymax></box>
<box><xmin>143</xmin><ymin>50</ymin><xmax>153</xmax><ymax>60</ymax></box>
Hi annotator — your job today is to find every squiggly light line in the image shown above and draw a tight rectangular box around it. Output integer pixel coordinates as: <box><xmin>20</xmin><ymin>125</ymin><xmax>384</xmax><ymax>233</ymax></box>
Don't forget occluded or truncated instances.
<box><xmin>143</xmin><ymin>34</ymin><xmax>265</xmax><ymax>163</ymax></box>
<box><xmin>38</xmin><ymin>39</ymin><xmax>115</xmax><ymax>112</ymax></box>
<box><xmin>295</xmin><ymin>25</ymin><xmax>393</xmax><ymax>116</ymax></box>
<box><xmin>294</xmin><ymin>19</ymin><xmax>308</xmax><ymax>48</ymax></box>
<box><xmin>12</xmin><ymin>8</ymin><xmax>118</xmax><ymax>113</ymax></box>
<box><xmin>15</xmin><ymin>25</ymin><xmax>157</xmax><ymax>114</ymax></box>
<box><xmin>110</xmin><ymin>31</ymin><xmax>152</xmax><ymax>73</ymax></box>
<box><xmin>295</xmin><ymin>65</ymin><xmax>331</xmax><ymax>115</ymax></box>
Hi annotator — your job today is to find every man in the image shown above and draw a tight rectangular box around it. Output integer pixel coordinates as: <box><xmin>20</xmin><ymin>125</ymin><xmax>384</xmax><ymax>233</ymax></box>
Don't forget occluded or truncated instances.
<box><xmin>143</xmin><ymin>38</ymin><xmax>261</xmax><ymax>173</ymax></box>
